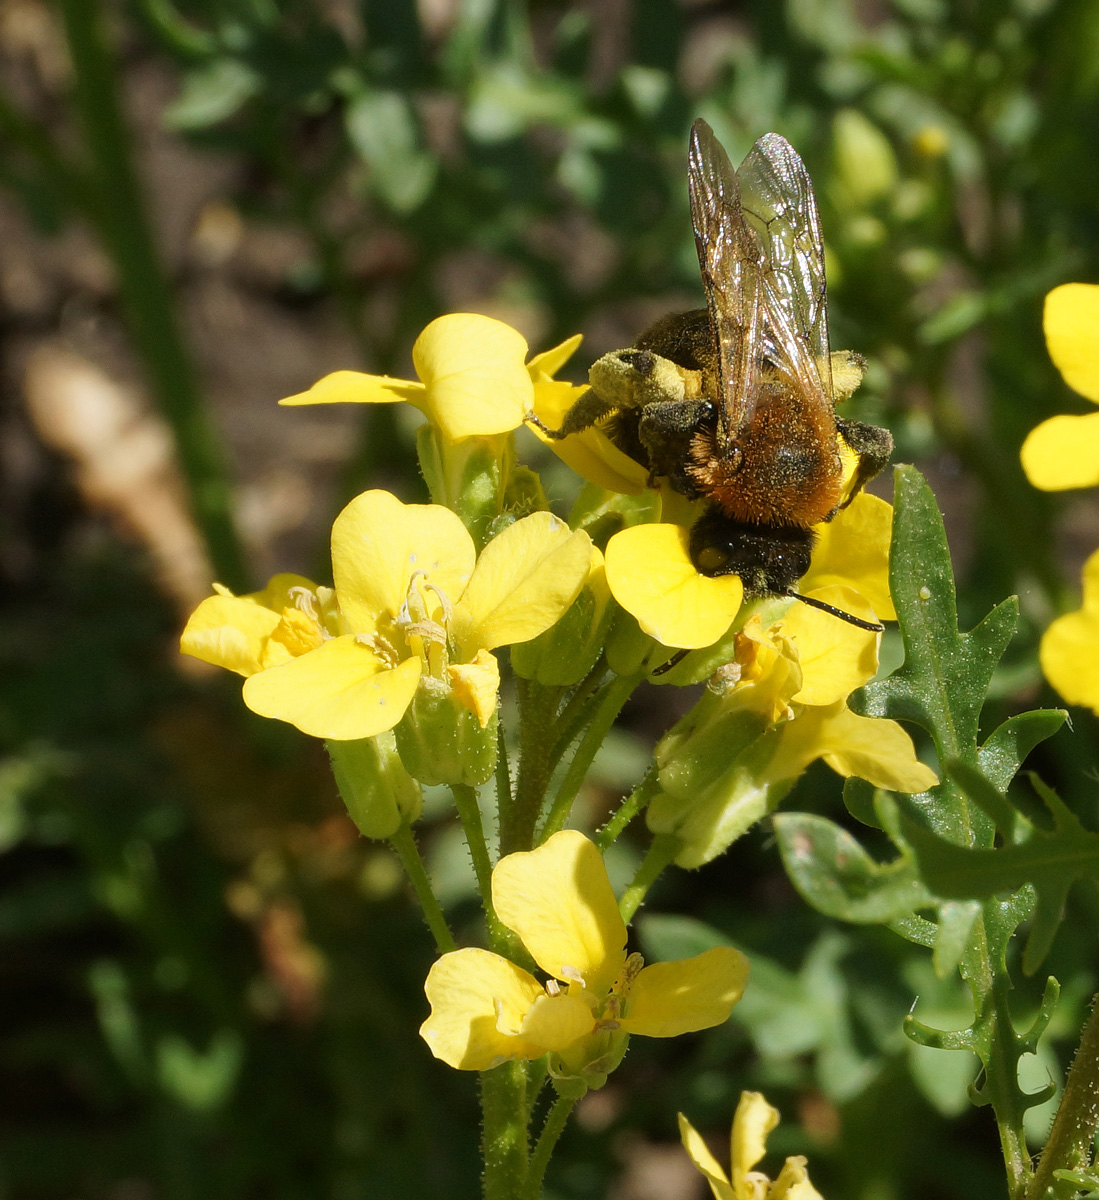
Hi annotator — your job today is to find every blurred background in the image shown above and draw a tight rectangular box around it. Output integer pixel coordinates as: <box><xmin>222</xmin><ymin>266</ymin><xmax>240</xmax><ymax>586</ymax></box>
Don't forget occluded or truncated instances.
<box><xmin>3</xmin><ymin>1</ymin><xmax>1099</xmax><ymax>1197</ymax></box>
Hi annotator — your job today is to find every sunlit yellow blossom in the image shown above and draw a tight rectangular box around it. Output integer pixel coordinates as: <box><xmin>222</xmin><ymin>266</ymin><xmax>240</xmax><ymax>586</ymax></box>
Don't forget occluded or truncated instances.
<box><xmin>180</xmin><ymin>491</ymin><xmax>591</xmax><ymax>740</ymax></box>
<box><xmin>280</xmin><ymin>313</ymin><xmax>581</xmax><ymax>444</ymax></box>
<box><xmin>679</xmin><ymin>1091</ymin><xmax>824</xmax><ymax>1200</ymax></box>
<box><xmin>1039</xmin><ymin>547</ymin><xmax>1099</xmax><ymax>714</ymax></box>
<box><xmin>648</xmin><ymin>610</ymin><xmax>937</xmax><ymax>867</ymax></box>
<box><xmin>419</xmin><ymin>831</ymin><xmax>749</xmax><ymax>1072</ymax></box>
<box><xmin>605</xmin><ymin>491</ymin><xmax>893</xmax><ymax>650</ymax></box>
<box><xmin>1021</xmin><ymin>284</ymin><xmax>1099</xmax><ymax>491</ymax></box>
<box><xmin>1021</xmin><ymin>284</ymin><xmax>1099</xmax><ymax>714</ymax></box>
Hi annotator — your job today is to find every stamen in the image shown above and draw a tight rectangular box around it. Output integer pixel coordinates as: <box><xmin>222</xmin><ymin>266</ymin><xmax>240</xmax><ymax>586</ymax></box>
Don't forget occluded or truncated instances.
<box><xmin>545</xmin><ymin>979</ymin><xmax>561</xmax><ymax>997</ymax></box>
<box><xmin>422</xmin><ymin>581</ymin><xmax>454</xmax><ymax>626</ymax></box>
<box><xmin>288</xmin><ymin>586</ymin><xmax>319</xmax><ymax>623</ymax></box>
<box><xmin>559</xmin><ymin>965</ymin><xmax>585</xmax><ymax>986</ymax></box>
<box><xmin>404</xmin><ymin>619</ymin><xmax>447</xmax><ymax>647</ymax></box>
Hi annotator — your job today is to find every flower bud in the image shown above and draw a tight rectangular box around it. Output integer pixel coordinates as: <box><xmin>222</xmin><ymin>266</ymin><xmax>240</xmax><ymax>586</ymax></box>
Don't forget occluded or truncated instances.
<box><xmin>511</xmin><ymin>549</ymin><xmax>615</xmax><ymax>686</ymax></box>
<box><xmin>327</xmin><ymin>731</ymin><xmax>423</xmax><ymax>839</ymax></box>
<box><xmin>416</xmin><ymin>425</ymin><xmax>513</xmax><ymax>549</ymax></box>
<box><xmin>548</xmin><ymin>1025</ymin><xmax>630</xmax><ymax>1093</ymax></box>
<box><xmin>395</xmin><ymin>676</ymin><xmax>498</xmax><ymax>786</ymax></box>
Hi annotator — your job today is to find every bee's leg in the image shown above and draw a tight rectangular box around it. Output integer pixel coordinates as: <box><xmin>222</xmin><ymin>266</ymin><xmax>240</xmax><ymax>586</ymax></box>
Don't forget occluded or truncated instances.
<box><xmin>638</xmin><ymin>399</ymin><xmax>712</xmax><ymax>495</ymax></box>
<box><xmin>526</xmin><ymin>389</ymin><xmax>618</xmax><ymax>439</ymax></box>
<box><xmin>835</xmin><ymin>419</ymin><xmax>893</xmax><ymax>508</ymax></box>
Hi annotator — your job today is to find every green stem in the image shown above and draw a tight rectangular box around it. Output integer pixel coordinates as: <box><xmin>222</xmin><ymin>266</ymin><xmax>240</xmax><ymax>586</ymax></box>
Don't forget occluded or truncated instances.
<box><xmin>619</xmin><ymin>835</ymin><xmax>680</xmax><ymax>924</ymax></box>
<box><xmin>548</xmin><ymin>659</ymin><xmax>608</xmax><ymax>761</ymax></box>
<box><xmin>388</xmin><ymin>824</ymin><xmax>455</xmax><ymax>954</ymax></box>
<box><xmin>481</xmin><ymin>1061</ymin><xmax>529</xmax><ymax>1200</ymax></box>
<box><xmin>59</xmin><ymin>0</ymin><xmax>248</xmax><ymax>590</ymax></box>
<box><xmin>502</xmin><ymin>679</ymin><xmax>561</xmax><ymax>854</ymax></box>
<box><xmin>524</xmin><ymin>1094</ymin><xmax>579</xmax><ymax>1200</ymax></box>
<box><xmin>595</xmin><ymin>768</ymin><xmax>659</xmax><ymax>851</ymax></box>
<box><xmin>539</xmin><ymin>675</ymin><xmax>639</xmax><ymax>843</ymax></box>
<box><xmin>452</xmin><ymin>784</ymin><xmax>509</xmax><ymax>949</ymax></box>
<box><xmin>1028</xmin><ymin>993</ymin><xmax>1099</xmax><ymax>1200</ymax></box>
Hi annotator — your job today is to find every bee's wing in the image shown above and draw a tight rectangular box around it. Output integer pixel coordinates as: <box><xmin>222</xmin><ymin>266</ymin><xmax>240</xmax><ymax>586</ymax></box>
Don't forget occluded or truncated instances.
<box><xmin>688</xmin><ymin>119</ymin><xmax>765</xmax><ymax>445</ymax></box>
<box><xmin>735</xmin><ymin>132</ymin><xmax>834</xmax><ymax>409</ymax></box>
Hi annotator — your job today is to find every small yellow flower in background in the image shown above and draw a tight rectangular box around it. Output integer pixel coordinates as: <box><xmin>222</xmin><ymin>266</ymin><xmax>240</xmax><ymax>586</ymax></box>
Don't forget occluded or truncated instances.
<box><xmin>1021</xmin><ymin>283</ymin><xmax>1099</xmax><ymax>715</ymax></box>
<box><xmin>419</xmin><ymin>830</ymin><xmax>749</xmax><ymax>1072</ymax></box>
<box><xmin>1021</xmin><ymin>284</ymin><xmax>1099</xmax><ymax>491</ymax></box>
<box><xmin>679</xmin><ymin>1091</ymin><xmax>824</xmax><ymax>1200</ymax></box>
<box><xmin>281</xmin><ymin>313</ymin><xmax>581</xmax><ymax>444</ymax></box>
<box><xmin>181</xmin><ymin>490</ymin><xmax>592</xmax><ymax>740</ymax></box>
<box><xmin>1039</xmin><ymin>547</ymin><xmax>1099</xmax><ymax>714</ymax></box>
<box><xmin>604</xmin><ymin>491</ymin><xmax>895</xmax><ymax>650</ymax></box>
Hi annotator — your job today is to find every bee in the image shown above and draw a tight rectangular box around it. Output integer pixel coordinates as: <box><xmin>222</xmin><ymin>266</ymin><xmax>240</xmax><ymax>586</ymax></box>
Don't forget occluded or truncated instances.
<box><xmin>532</xmin><ymin>119</ymin><xmax>892</xmax><ymax>633</ymax></box>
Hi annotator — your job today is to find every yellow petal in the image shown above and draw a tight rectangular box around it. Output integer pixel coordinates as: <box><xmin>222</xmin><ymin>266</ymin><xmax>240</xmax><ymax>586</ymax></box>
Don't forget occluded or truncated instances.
<box><xmin>770</xmin><ymin>1157</ymin><xmax>824</xmax><ymax>1200</ymax></box>
<box><xmin>420</xmin><ymin>948</ymin><xmax>545</xmax><ymax>1070</ymax></box>
<box><xmin>180</xmin><ymin>592</ymin><xmax>283</xmax><ymax>676</ymax></box>
<box><xmin>279</xmin><ymin>369</ymin><xmax>424</xmax><ymax>407</ymax></box>
<box><xmin>766</xmin><ymin>701</ymin><xmax>938</xmax><ymax>792</ymax></box>
<box><xmin>331</xmin><ymin>490</ymin><xmax>476</xmax><ymax>630</ymax></box>
<box><xmin>803</xmin><ymin>493</ymin><xmax>895</xmax><ymax>620</ymax></box>
<box><xmin>448</xmin><ymin>649</ymin><xmax>501</xmax><ymax>728</ymax></box>
<box><xmin>1021</xmin><ymin>412</ymin><xmax>1099</xmax><ymax>491</ymax></box>
<box><xmin>529</xmin><ymin>380</ymin><xmax>649</xmax><ymax>495</ymax></box>
<box><xmin>732</xmin><ymin>1091</ymin><xmax>780</xmax><ymax>1181</ymax></box>
<box><xmin>527</xmin><ymin>333</ymin><xmax>583</xmax><ymax>379</ymax></box>
<box><xmin>514</xmin><ymin>990</ymin><xmax>596</xmax><ymax>1052</ymax></box>
<box><xmin>1040</xmin><ymin>547</ymin><xmax>1099</xmax><ymax>712</ymax></box>
<box><xmin>678</xmin><ymin>1113</ymin><xmax>736</xmax><ymax>1200</ymax></box>
<box><xmin>782</xmin><ymin>586</ymin><xmax>880</xmax><ymax>706</ymax></box>
<box><xmin>242</xmin><ymin>638</ymin><xmax>421</xmax><ymax>740</ymax></box>
<box><xmin>491</xmin><ymin>830</ymin><xmax>627</xmax><ymax>994</ymax></box>
<box><xmin>619</xmin><ymin>946</ymin><xmax>749</xmax><ymax>1037</ymax></box>
<box><xmin>1044</xmin><ymin>283</ymin><xmax>1099</xmax><ymax>403</ymax></box>
<box><xmin>453</xmin><ymin>513</ymin><xmax>592</xmax><ymax>653</ymax></box>
<box><xmin>412</xmin><ymin>314</ymin><xmax>534</xmax><ymax>440</ymax></box>
<box><xmin>604</xmin><ymin>524</ymin><xmax>744</xmax><ymax>649</ymax></box>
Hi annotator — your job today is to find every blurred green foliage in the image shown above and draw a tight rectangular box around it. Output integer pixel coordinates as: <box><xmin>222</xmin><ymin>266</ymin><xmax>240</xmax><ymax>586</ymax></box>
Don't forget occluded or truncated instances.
<box><xmin>3</xmin><ymin>0</ymin><xmax>1099</xmax><ymax>1197</ymax></box>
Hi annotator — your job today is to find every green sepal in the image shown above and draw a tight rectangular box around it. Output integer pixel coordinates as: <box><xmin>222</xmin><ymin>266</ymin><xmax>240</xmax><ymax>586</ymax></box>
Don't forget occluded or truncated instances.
<box><xmin>326</xmin><ymin>731</ymin><xmax>422</xmax><ymax>839</ymax></box>
<box><xmin>394</xmin><ymin>678</ymin><xmax>498</xmax><ymax>786</ymax></box>
<box><xmin>511</xmin><ymin>574</ymin><xmax>616</xmax><ymax>687</ymax></box>
<box><xmin>415</xmin><ymin>424</ymin><xmax>513</xmax><ymax>549</ymax></box>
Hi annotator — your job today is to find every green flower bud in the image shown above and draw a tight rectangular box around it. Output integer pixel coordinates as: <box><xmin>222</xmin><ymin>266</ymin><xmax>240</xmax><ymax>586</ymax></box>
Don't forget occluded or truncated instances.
<box><xmin>395</xmin><ymin>677</ymin><xmax>498</xmax><ymax>786</ymax></box>
<box><xmin>327</xmin><ymin>731</ymin><xmax>422</xmax><ymax>839</ymax></box>
<box><xmin>548</xmin><ymin>1025</ymin><xmax>629</xmax><ymax>1094</ymax></box>
<box><xmin>416</xmin><ymin>424</ymin><xmax>513</xmax><ymax>549</ymax></box>
<box><xmin>511</xmin><ymin>552</ymin><xmax>615</xmax><ymax>686</ymax></box>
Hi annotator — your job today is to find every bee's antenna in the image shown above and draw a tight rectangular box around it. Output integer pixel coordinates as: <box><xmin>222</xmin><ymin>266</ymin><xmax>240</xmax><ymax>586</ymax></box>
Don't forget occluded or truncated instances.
<box><xmin>785</xmin><ymin>592</ymin><xmax>884</xmax><ymax>633</ymax></box>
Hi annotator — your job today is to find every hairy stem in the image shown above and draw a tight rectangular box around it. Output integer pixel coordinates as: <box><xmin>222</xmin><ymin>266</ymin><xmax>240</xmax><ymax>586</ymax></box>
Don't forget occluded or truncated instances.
<box><xmin>388</xmin><ymin>824</ymin><xmax>455</xmax><ymax>954</ymax></box>
<box><xmin>1029</xmin><ymin>993</ymin><xmax>1099</xmax><ymax>1200</ymax></box>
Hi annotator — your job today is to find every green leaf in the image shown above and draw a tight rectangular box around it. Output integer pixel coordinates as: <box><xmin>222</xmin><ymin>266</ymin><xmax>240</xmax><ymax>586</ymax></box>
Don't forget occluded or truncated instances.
<box><xmin>774</xmin><ymin>811</ymin><xmax>933</xmax><ymax>923</ymax></box>
<box><xmin>163</xmin><ymin>59</ymin><xmax>261</xmax><ymax>130</ymax></box>
<box><xmin>345</xmin><ymin>90</ymin><xmax>437</xmax><ymax>213</ymax></box>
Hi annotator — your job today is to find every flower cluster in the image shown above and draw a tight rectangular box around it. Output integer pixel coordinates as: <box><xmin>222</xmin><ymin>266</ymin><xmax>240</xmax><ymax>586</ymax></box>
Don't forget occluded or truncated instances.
<box><xmin>1021</xmin><ymin>283</ymin><xmax>1099</xmax><ymax>714</ymax></box>
<box><xmin>180</xmin><ymin>310</ymin><xmax>935</xmax><ymax>1102</ymax></box>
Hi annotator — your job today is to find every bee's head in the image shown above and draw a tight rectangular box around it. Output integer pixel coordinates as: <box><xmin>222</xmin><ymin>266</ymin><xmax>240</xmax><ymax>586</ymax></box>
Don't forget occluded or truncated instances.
<box><xmin>689</xmin><ymin>510</ymin><xmax>813</xmax><ymax>597</ymax></box>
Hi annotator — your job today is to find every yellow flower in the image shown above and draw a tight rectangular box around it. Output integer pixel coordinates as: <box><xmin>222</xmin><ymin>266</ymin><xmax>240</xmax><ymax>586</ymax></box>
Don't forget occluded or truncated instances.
<box><xmin>1039</xmin><ymin>547</ymin><xmax>1099</xmax><ymax>714</ymax></box>
<box><xmin>604</xmin><ymin>490</ymin><xmax>895</xmax><ymax>650</ymax></box>
<box><xmin>180</xmin><ymin>491</ymin><xmax>592</xmax><ymax>740</ymax></box>
<box><xmin>648</xmin><ymin>606</ymin><xmax>937</xmax><ymax>868</ymax></box>
<box><xmin>679</xmin><ymin>1091</ymin><xmax>824</xmax><ymax>1200</ymax></box>
<box><xmin>1021</xmin><ymin>284</ymin><xmax>1099</xmax><ymax>491</ymax></box>
<box><xmin>1021</xmin><ymin>284</ymin><xmax>1099</xmax><ymax>715</ymax></box>
<box><xmin>280</xmin><ymin>313</ymin><xmax>581</xmax><ymax>443</ymax></box>
<box><xmin>419</xmin><ymin>831</ymin><xmax>749</xmax><ymax>1072</ymax></box>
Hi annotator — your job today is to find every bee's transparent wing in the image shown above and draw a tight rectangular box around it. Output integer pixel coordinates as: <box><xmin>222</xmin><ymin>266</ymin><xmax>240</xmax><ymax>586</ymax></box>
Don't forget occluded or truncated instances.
<box><xmin>735</xmin><ymin>132</ymin><xmax>834</xmax><ymax>408</ymax></box>
<box><xmin>688</xmin><ymin>119</ymin><xmax>765</xmax><ymax>445</ymax></box>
